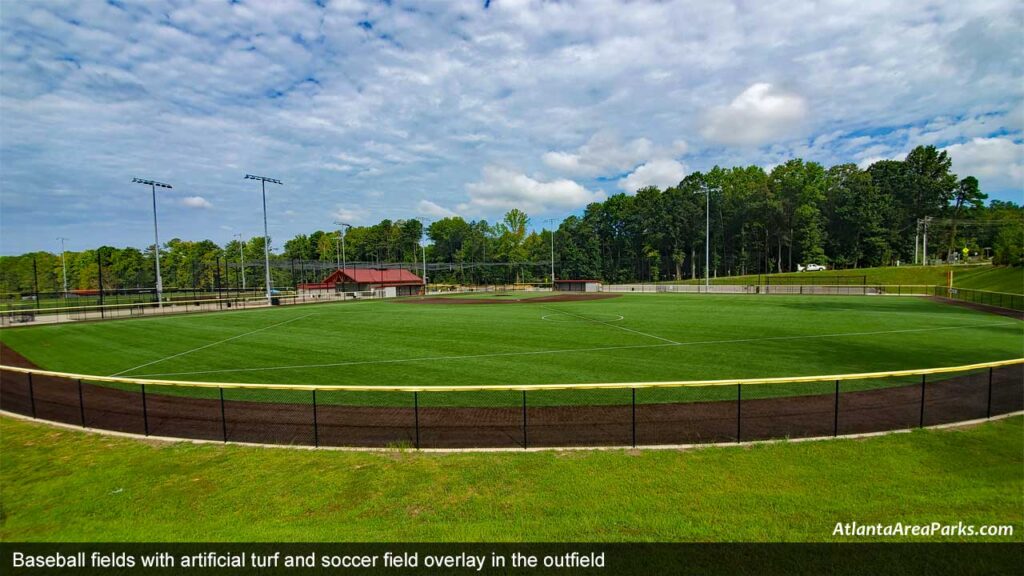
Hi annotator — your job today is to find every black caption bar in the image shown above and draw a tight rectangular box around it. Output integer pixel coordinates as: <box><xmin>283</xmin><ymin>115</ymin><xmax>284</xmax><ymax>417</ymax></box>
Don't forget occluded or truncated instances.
<box><xmin>1</xmin><ymin>543</ymin><xmax>1021</xmax><ymax>575</ymax></box>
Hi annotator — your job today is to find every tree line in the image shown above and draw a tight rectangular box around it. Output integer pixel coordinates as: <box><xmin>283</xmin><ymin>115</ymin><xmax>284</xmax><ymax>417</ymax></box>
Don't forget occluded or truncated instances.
<box><xmin>1</xmin><ymin>145</ymin><xmax>1021</xmax><ymax>294</ymax></box>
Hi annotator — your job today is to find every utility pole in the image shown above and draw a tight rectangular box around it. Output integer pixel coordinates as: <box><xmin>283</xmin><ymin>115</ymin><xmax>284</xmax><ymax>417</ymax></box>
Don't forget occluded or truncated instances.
<box><xmin>57</xmin><ymin>237</ymin><xmax>69</xmax><ymax>294</ymax></box>
<box><xmin>131</xmin><ymin>178</ymin><xmax>171</xmax><ymax>308</ymax></box>
<box><xmin>244</xmin><ymin>174</ymin><xmax>282</xmax><ymax>305</ymax></box>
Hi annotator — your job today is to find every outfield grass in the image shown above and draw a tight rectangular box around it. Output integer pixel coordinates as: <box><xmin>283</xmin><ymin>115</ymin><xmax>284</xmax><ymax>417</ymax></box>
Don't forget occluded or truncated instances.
<box><xmin>1</xmin><ymin>414</ymin><xmax>1019</xmax><ymax>542</ymax></box>
<box><xmin>677</xmin><ymin>264</ymin><xmax>1023</xmax><ymax>294</ymax></box>
<box><xmin>1</xmin><ymin>294</ymin><xmax>1018</xmax><ymax>389</ymax></box>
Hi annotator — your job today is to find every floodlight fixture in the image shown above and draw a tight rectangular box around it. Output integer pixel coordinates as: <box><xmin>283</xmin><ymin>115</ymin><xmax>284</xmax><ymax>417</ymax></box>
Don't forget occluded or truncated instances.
<box><xmin>334</xmin><ymin>220</ymin><xmax>352</xmax><ymax>277</ymax></box>
<box><xmin>244</xmin><ymin>174</ymin><xmax>282</xmax><ymax>304</ymax></box>
<box><xmin>132</xmin><ymin>177</ymin><xmax>172</xmax><ymax>307</ymax></box>
<box><xmin>57</xmin><ymin>237</ymin><xmax>70</xmax><ymax>294</ymax></box>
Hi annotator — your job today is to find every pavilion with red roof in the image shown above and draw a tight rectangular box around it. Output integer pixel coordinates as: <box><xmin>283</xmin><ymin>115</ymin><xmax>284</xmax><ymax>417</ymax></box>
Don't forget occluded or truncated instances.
<box><xmin>299</xmin><ymin>268</ymin><xmax>424</xmax><ymax>297</ymax></box>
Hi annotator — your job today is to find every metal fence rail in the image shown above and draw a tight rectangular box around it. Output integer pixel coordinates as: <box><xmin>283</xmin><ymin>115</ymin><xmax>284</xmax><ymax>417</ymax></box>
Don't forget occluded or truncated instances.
<box><xmin>1</xmin><ymin>359</ymin><xmax>1020</xmax><ymax>449</ymax></box>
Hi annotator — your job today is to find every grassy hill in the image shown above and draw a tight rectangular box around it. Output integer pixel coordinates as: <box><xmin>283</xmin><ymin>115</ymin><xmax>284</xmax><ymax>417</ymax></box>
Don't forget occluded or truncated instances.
<box><xmin>676</xmin><ymin>265</ymin><xmax>1022</xmax><ymax>294</ymax></box>
<box><xmin>1</xmin><ymin>415</ymin><xmax>1021</xmax><ymax>542</ymax></box>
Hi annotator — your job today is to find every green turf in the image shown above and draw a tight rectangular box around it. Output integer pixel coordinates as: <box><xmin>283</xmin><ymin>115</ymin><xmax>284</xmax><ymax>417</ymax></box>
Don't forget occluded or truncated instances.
<box><xmin>1</xmin><ymin>295</ymin><xmax>1018</xmax><ymax>391</ymax></box>
<box><xmin>1</xmin><ymin>414</ymin><xmax>1019</xmax><ymax>542</ymax></box>
<box><xmin>676</xmin><ymin>264</ymin><xmax>1023</xmax><ymax>294</ymax></box>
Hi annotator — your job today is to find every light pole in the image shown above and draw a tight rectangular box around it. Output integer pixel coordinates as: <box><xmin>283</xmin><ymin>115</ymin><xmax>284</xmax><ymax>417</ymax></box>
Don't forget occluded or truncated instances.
<box><xmin>699</xmin><ymin>183</ymin><xmax>711</xmax><ymax>290</ymax></box>
<box><xmin>334</xmin><ymin>221</ymin><xmax>351</xmax><ymax>291</ymax></box>
<box><xmin>57</xmin><ymin>237</ymin><xmax>69</xmax><ymax>295</ymax></box>
<box><xmin>131</xmin><ymin>178</ymin><xmax>171</xmax><ymax>307</ymax></box>
<box><xmin>234</xmin><ymin>233</ymin><xmax>246</xmax><ymax>290</ymax></box>
<box><xmin>415</xmin><ymin>217</ymin><xmax>432</xmax><ymax>292</ymax></box>
<box><xmin>544</xmin><ymin>218</ymin><xmax>557</xmax><ymax>286</ymax></box>
<box><xmin>244</xmin><ymin>174</ymin><xmax>282</xmax><ymax>305</ymax></box>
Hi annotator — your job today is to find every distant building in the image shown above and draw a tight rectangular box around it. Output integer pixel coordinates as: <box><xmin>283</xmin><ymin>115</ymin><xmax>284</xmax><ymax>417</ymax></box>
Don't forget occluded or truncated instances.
<box><xmin>299</xmin><ymin>268</ymin><xmax>424</xmax><ymax>297</ymax></box>
<box><xmin>553</xmin><ymin>279</ymin><xmax>602</xmax><ymax>293</ymax></box>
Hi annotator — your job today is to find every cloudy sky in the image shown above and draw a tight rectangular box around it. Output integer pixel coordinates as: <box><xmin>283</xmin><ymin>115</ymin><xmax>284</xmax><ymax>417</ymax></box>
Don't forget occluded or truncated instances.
<box><xmin>1</xmin><ymin>0</ymin><xmax>1021</xmax><ymax>255</ymax></box>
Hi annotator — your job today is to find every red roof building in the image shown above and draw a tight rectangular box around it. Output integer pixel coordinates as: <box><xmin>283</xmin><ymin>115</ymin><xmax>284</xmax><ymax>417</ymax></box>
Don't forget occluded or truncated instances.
<box><xmin>299</xmin><ymin>268</ymin><xmax>424</xmax><ymax>296</ymax></box>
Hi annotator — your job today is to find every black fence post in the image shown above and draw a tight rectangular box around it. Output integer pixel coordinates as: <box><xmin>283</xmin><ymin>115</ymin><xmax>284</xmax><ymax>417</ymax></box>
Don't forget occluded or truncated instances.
<box><xmin>522</xmin><ymin>390</ymin><xmax>528</xmax><ymax>449</ymax></box>
<box><xmin>986</xmin><ymin>367</ymin><xmax>993</xmax><ymax>419</ymax></box>
<box><xmin>919</xmin><ymin>374</ymin><xmax>926</xmax><ymax>428</ymax></box>
<box><xmin>141</xmin><ymin>384</ymin><xmax>149</xmax><ymax>436</ymax></box>
<box><xmin>834</xmin><ymin>380</ymin><xmax>840</xmax><ymax>437</ymax></box>
<box><xmin>631</xmin><ymin>387</ymin><xmax>637</xmax><ymax>448</ymax></box>
<box><xmin>27</xmin><ymin>372</ymin><xmax>36</xmax><ymax>418</ymax></box>
<box><xmin>77</xmin><ymin>379</ymin><xmax>86</xmax><ymax>427</ymax></box>
<box><xmin>220</xmin><ymin>388</ymin><xmax>227</xmax><ymax>442</ymax></box>
<box><xmin>312</xmin><ymin>389</ymin><xmax>319</xmax><ymax>448</ymax></box>
<box><xmin>736</xmin><ymin>384</ymin><xmax>742</xmax><ymax>442</ymax></box>
<box><xmin>413</xmin><ymin>391</ymin><xmax>420</xmax><ymax>449</ymax></box>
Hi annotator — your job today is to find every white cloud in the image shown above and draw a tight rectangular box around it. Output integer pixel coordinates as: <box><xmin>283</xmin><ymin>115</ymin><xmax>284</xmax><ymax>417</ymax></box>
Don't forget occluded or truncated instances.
<box><xmin>330</xmin><ymin>207</ymin><xmax>364</xmax><ymax>224</ymax></box>
<box><xmin>942</xmin><ymin>137</ymin><xmax>1024</xmax><ymax>191</ymax></box>
<box><xmin>542</xmin><ymin>133</ymin><xmax>655</xmax><ymax>177</ymax></box>
<box><xmin>181</xmin><ymin>196</ymin><xmax>212</xmax><ymax>209</ymax></box>
<box><xmin>701</xmin><ymin>83</ymin><xmax>808</xmax><ymax>146</ymax></box>
<box><xmin>417</xmin><ymin>199</ymin><xmax>457</xmax><ymax>219</ymax></box>
<box><xmin>619</xmin><ymin>159</ymin><xmax>687</xmax><ymax>192</ymax></box>
<box><xmin>462</xmin><ymin>166</ymin><xmax>605</xmax><ymax>213</ymax></box>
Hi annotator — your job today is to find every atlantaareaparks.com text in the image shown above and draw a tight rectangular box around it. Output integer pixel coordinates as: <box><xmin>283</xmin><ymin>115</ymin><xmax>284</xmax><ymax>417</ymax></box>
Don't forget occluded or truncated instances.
<box><xmin>833</xmin><ymin>522</ymin><xmax>1014</xmax><ymax>537</ymax></box>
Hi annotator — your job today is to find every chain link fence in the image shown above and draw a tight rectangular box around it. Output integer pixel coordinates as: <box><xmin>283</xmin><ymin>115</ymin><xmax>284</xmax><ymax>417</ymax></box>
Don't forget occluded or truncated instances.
<box><xmin>1</xmin><ymin>361</ymin><xmax>1020</xmax><ymax>449</ymax></box>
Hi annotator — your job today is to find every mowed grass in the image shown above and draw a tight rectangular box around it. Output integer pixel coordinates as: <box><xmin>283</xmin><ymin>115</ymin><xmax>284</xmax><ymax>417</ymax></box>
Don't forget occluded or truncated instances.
<box><xmin>1</xmin><ymin>414</ymin><xmax>1020</xmax><ymax>542</ymax></box>
<box><xmin>0</xmin><ymin>294</ymin><xmax>1019</xmax><ymax>391</ymax></box>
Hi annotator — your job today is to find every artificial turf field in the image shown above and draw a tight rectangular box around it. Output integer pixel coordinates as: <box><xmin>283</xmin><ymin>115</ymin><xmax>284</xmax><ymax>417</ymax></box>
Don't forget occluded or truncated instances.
<box><xmin>0</xmin><ymin>293</ymin><xmax>1019</xmax><ymax>391</ymax></box>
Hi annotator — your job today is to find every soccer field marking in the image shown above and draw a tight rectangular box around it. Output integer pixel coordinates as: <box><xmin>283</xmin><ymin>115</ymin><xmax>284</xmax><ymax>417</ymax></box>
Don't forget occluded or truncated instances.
<box><xmin>541</xmin><ymin>313</ymin><xmax>625</xmax><ymax>323</ymax></box>
<box><xmin>540</xmin><ymin>305</ymin><xmax>681</xmax><ymax>344</ymax></box>
<box><xmin>108</xmin><ymin>313</ymin><xmax>318</xmax><ymax>377</ymax></box>
<box><xmin>129</xmin><ymin>320</ymin><xmax>1017</xmax><ymax>379</ymax></box>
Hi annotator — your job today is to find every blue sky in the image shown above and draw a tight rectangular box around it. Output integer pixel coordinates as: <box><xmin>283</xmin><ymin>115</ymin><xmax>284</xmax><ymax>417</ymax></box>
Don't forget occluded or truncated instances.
<box><xmin>1</xmin><ymin>0</ymin><xmax>1021</xmax><ymax>255</ymax></box>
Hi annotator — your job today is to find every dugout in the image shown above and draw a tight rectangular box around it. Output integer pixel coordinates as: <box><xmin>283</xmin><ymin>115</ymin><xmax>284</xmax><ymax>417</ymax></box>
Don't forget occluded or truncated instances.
<box><xmin>554</xmin><ymin>279</ymin><xmax>602</xmax><ymax>292</ymax></box>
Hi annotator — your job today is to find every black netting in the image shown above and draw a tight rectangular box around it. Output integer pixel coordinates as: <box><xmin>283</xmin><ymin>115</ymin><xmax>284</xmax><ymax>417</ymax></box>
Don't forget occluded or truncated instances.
<box><xmin>525</xmin><ymin>388</ymin><xmax>632</xmax><ymax>448</ymax></box>
<box><xmin>837</xmin><ymin>375</ymin><xmax>921</xmax><ymax>435</ymax></box>
<box><xmin>418</xmin><ymin>390</ymin><xmax>522</xmax><ymax>449</ymax></box>
<box><xmin>31</xmin><ymin>373</ymin><xmax>82</xmax><ymax>425</ymax></box>
<box><xmin>989</xmin><ymin>365</ymin><xmax>1024</xmax><ymax>417</ymax></box>
<box><xmin>222</xmin><ymin>387</ymin><xmax>315</xmax><ymax>446</ymax></box>
<box><xmin>0</xmin><ymin>369</ymin><xmax>33</xmax><ymax>416</ymax></box>
<box><xmin>81</xmin><ymin>381</ymin><xmax>145</xmax><ymax>434</ymax></box>
<box><xmin>636</xmin><ymin>385</ymin><xmax>737</xmax><ymax>445</ymax></box>
<box><xmin>144</xmin><ymin>386</ymin><xmax>223</xmax><ymax>441</ymax></box>
<box><xmin>922</xmin><ymin>369</ymin><xmax>990</xmax><ymax>427</ymax></box>
<box><xmin>314</xmin><ymin>389</ymin><xmax>416</xmax><ymax>448</ymax></box>
<box><xmin>740</xmin><ymin>381</ymin><xmax>836</xmax><ymax>441</ymax></box>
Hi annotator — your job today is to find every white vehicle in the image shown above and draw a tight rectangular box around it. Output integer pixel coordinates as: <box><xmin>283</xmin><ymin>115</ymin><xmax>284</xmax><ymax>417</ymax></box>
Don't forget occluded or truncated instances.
<box><xmin>798</xmin><ymin>263</ymin><xmax>827</xmax><ymax>272</ymax></box>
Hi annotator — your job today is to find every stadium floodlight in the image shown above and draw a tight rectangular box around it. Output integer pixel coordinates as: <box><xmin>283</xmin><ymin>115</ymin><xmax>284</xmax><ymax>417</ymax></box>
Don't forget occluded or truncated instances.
<box><xmin>699</xmin><ymin>183</ymin><xmax>711</xmax><ymax>289</ymax></box>
<box><xmin>415</xmin><ymin>217</ymin><xmax>432</xmax><ymax>290</ymax></box>
<box><xmin>244</xmin><ymin>174</ymin><xmax>282</xmax><ymax>305</ymax></box>
<box><xmin>544</xmin><ymin>218</ymin><xmax>557</xmax><ymax>285</ymax></box>
<box><xmin>57</xmin><ymin>237</ymin><xmax>69</xmax><ymax>294</ymax></box>
<box><xmin>333</xmin><ymin>221</ymin><xmax>352</xmax><ymax>280</ymax></box>
<box><xmin>131</xmin><ymin>177</ymin><xmax>172</xmax><ymax>307</ymax></box>
<box><xmin>234</xmin><ymin>233</ymin><xmax>246</xmax><ymax>290</ymax></box>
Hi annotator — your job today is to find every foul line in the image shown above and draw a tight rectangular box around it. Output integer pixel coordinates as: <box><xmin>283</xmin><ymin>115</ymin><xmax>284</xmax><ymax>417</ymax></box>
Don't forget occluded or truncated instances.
<box><xmin>131</xmin><ymin>320</ymin><xmax>1017</xmax><ymax>379</ymax></box>
<box><xmin>109</xmin><ymin>313</ymin><xmax>317</xmax><ymax>377</ymax></box>
<box><xmin>540</xmin><ymin>305</ymin><xmax>680</xmax><ymax>344</ymax></box>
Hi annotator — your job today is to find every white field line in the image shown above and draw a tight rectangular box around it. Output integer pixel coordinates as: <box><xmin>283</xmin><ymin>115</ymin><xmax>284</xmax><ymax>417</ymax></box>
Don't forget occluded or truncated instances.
<box><xmin>131</xmin><ymin>320</ymin><xmax>1017</xmax><ymax>379</ymax></box>
<box><xmin>540</xmin><ymin>304</ymin><xmax>681</xmax><ymax>344</ymax></box>
<box><xmin>109</xmin><ymin>313</ymin><xmax>317</xmax><ymax>377</ymax></box>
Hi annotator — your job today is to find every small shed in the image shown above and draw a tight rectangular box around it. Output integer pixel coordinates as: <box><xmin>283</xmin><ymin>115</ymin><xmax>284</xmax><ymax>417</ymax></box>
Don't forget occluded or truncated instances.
<box><xmin>553</xmin><ymin>279</ymin><xmax>602</xmax><ymax>293</ymax></box>
<box><xmin>300</xmin><ymin>268</ymin><xmax>424</xmax><ymax>297</ymax></box>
